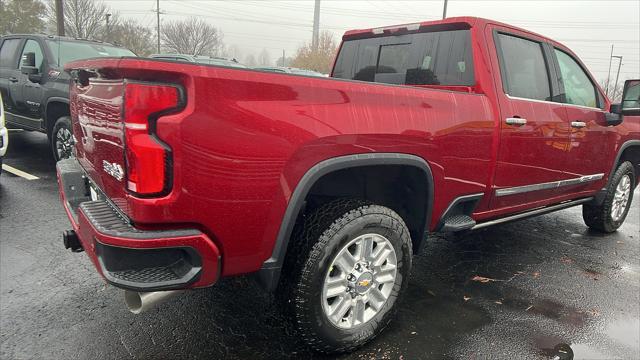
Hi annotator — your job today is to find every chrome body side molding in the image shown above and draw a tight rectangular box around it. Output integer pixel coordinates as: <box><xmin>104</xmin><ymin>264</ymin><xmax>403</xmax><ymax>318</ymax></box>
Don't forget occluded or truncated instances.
<box><xmin>495</xmin><ymin>173</ymin><xmax>604</xmax><ymax>197</ymax></box>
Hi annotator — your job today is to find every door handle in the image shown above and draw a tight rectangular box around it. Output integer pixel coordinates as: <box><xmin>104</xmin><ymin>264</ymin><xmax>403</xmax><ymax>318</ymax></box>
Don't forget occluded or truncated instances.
<box><xmin>571</xmin><ymin>121</ymin><xmax>586</xmax><ymax>128</ymax></box>
<box><xmin>8</xmin><ymin>77</ymin><xmax>18</xmax><ymax>83</ymax></box>
<box><xmin>505</xmin><ymin>117</ymin><xmax>527</xmax><ymax>126</ymax></box>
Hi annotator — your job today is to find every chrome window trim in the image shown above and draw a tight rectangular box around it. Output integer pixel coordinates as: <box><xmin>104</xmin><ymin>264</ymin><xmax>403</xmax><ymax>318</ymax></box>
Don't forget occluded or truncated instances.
<box><xmin>495</xmin><ymin>173</ymin><xmax>604</xmax><ymax>197</ymax></box>
<box><xmin>505</xmin><ymin>94</ymin><xmax>604</xmax><ymax>111</ymax></box>
<box><xmin>506</xmin><ymin>94</ymin><xmax>557</xmax><ymax>106</ymax></box>
<box><xmin>561</xmin><ymin>102</ymin><xmax>605</xmax><ymax>112</ymax></box>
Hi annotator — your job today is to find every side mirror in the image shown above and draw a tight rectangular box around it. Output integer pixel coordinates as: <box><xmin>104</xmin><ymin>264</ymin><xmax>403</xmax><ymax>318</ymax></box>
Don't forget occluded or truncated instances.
<box><xmin>21</xmin><ymin>52</ymin><xmax>41</xmax><ymax>83</ymax></box>
<box><xmin>22</xmin><ymin>52</ymin><xmax>36</xmax><ymax>67</ymax></box>
<box><xmin>620</xmin><ymin>79</ymin><xmax>640</xmax><ymax>116</ymax></box>
<box><xmin>21</xmin><ymin>66</ymin><xmax>38</xmax><ymax>75</ymax></box>
<box><xmin>21</xmin><ymin>66</ymin><xmax>41</xmax><ymax>83</ymax></box>
<box><xmin>606</xmin><ymin>105</ymin><xmax>623</xmax><ymax>126</ymax></box>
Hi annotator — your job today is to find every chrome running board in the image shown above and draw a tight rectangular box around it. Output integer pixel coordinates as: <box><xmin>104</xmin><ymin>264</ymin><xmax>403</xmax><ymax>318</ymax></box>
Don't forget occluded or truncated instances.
<box><xmin>472</xmin><ymin>197</ymin><xmax>593</xmax><ymax>230</ymax></box>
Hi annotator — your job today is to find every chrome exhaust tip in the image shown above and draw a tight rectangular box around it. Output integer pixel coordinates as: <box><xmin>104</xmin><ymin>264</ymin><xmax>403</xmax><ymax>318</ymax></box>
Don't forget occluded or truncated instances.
<box><xmin>124</xmin><ymin>290</ymin><xmax>183</xmax><ymax>314</ymax></box>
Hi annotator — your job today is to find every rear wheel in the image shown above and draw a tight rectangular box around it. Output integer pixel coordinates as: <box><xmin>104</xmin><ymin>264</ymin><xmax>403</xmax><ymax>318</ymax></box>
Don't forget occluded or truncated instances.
<box><xmin>583</xmin><ymin>161</ymin><xmax>635</xmax><ymax>233</ymax></box>
<box><xmin>51</xmin><ymin>116</ymin><xmax>73</xmax><ymax>161</ymax></box>
<box><xmin>280</xmin><ymin>199</ymin><xmax>412</xmax><ymax>353</ymax></box>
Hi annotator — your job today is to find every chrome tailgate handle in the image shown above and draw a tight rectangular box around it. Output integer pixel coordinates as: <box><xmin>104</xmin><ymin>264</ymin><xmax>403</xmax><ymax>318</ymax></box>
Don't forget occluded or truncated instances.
<box><xmin>571</xmin><ymin>121</ymin><xmax>587</xmax><ymax>128</ymax></box>
<box><xmin>505</xmin><ymin>117</ymin><xmax>527</xmax><ymax>126</ymax></box>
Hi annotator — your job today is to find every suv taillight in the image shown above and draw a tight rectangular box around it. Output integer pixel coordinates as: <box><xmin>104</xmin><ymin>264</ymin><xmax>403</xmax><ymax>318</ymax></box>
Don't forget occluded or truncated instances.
<box><xmin>123</xmin><ymin>82</ymin><xmax>181</xmax><ymax>196</ymax></box>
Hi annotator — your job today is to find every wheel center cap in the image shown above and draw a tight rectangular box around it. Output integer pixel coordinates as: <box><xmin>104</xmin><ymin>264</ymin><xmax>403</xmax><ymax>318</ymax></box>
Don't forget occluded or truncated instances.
<box><xmin>355</xmin><ymin>272</ymin><xmax>374</xmax><ymax>293</ymax></box>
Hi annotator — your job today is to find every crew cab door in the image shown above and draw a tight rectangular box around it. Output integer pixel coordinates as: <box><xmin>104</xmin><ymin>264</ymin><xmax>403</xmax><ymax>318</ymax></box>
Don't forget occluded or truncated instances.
<box><xmin>0</xmin><ymin>37</ymin><xmax>24</xmax><ymax>117</ymax></box>
<box><xmin>489</xmin><ymin>29</ymin><xmax>572</xmax><ymax>210</ymax></box>
<box><xmin>551</xmin><ymin>47</ymin><xmax>611</xmax><ymax>194</ymax></box>
<box><xmin>13</xmin><ymin>39</ymin><xmax>46</xmax><ymax>129</ymax></box>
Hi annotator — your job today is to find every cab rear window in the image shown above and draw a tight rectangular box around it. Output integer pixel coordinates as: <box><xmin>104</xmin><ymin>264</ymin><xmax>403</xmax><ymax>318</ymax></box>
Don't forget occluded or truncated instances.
<box><xmin>333</xmin><ymin>29</ymin><xmax>474</xmax><ymax>86</ymax></box>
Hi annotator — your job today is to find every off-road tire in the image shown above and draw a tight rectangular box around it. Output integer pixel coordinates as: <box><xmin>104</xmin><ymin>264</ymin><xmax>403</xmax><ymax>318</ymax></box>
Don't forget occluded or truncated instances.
<box><xmin>51</xmin><ymin>116</ymin><xmax>73</xmax><ymax>161</ymax></box>
<box><xmin>279</xmin><ymin>199</ymin><xmax>412</xmax><ymax>353</ymax></box>
<box><xmin>583</xmin><ymin>161</ymin><xmax>635</xmax><ymax>233</ymax></box>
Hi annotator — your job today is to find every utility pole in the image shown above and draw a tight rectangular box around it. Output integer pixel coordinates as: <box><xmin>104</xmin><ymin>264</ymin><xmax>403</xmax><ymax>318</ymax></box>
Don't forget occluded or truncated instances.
<box><xmin>282</xmin><ymin>49</ymin><xmax>285</xmax><ymax>66</ymax></box>
<box><xmin>613</xmin><ymin>55</ymin><xmax>623</xmax><ymax>100</ymax></box>
<box><xmin>156</xmin><ymin>0</ymin><xmax>161</xmax><ymax>53</ymax></box>
<box><xmin>105</xmin><ymin>13</ymin><xmax>111</xmax><ymax>43</ymax></box>
<box><xmin>605</xmin><ymin>44</ymin><xmax>614</xmax><ymax>96</ymax></box>
<box><xmin>312</xmin><ymin>0</ymin><xmax>320</xmax><ymax>51</ymax></box>
<box><xmin>442</xmin><ymin>0</ymin><xmax>448</xmax><ymax>19</ymax></box>
<box><xmin>55</xmin><ymin>0</ymin><xmax>65</xmax><ymax>36</ymax></box>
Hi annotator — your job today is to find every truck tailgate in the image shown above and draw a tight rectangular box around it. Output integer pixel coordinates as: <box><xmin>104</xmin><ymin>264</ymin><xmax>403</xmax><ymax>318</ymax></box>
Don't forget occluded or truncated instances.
<box><xmin>70</xmin><ymin>78</ymin><xmax>129</xmax><ymax>212</ymax></box>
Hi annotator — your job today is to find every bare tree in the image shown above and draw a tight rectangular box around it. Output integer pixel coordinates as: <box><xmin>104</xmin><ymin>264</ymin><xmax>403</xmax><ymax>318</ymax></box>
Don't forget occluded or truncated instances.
<box><xmin>226</xmin><ymin>44</ymin><xmax>243</xmax><ymax>62</ymax></box>
<box><xmin>258</xmin><ymin>48</ymin><xmax>271</xmax><ymax>66</ymax></box>
<box><xmin>244</xmin><ymin>54</ymin><xmax>257</xmax><ymax>67</ymax></box>
<box><xmin>161</xmin><ymin>17</ymin><xmax>224</xmax><ymax>56</ymax></box>
<box><xmin>600</xmin><ymin>77</ymin><xmax>625</xmax><ymax>102</ymax></box>
<box><xmin>275</xmin><ymin>54</ymin><xmax>293</xmax><ymax>67</ymax></box>
<box><xmin>111</xmin><ymin>19</ymin><xmax>155</xmax><ymax>56</ymax></box>
<box><xmin>46</xmin><ymin>0</ymin><xmax>110</xmax><ymax>40</ymax></box>
<box><xmin>1</xmin><ymin>0</ymin><xmax>46</xmax><ymax>35</ymax></box>
<box><xmin>290</xmin><ymin>30</ymin><xmax>337</xmax><ymax>73</ymax></box>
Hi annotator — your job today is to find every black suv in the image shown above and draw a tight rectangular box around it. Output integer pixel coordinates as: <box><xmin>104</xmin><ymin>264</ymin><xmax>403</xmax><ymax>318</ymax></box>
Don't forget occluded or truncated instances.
<box><xmin>0</xmin><ymin>35</ymin><xmax>135</xmax><ymax>160</ymax></box>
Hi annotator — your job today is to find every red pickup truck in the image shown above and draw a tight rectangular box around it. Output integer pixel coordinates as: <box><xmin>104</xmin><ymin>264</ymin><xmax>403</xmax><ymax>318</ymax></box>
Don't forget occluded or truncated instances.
<box><xmin>57</xmin><ymin>17</ymin><xmax>640</xmax><ymax>352</ymax></box>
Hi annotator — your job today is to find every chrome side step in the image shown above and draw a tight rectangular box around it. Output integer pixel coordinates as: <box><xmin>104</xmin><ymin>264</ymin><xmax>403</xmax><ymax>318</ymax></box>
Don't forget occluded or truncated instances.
<box><xmin>472</xmin><ymin>197</ymin><xmax>593</xmax><ymax>230</ymax></box>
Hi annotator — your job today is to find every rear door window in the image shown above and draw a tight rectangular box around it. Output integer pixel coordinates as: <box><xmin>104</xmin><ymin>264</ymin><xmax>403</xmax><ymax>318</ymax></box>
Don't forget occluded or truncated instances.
<box><xmin>496</xmin><ymin>33</ymin><xmax>551</xmax><ymax>101</ymax></box>
<box><xmin>333</xmin><ymin>29</ymin><xmax>474</xmax><ymax>86</ymax></box>
<box><xmin>0</xmin><ymin>39</ymin><xmax>22</xmax><ymax>68</ymax></box>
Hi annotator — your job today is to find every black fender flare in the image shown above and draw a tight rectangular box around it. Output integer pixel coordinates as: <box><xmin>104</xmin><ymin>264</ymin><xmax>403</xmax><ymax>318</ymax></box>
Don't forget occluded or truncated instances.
<box><xmin>593</xmin><ymin>139</ymin><xmax>640</xmax><ymax>204</ymax></box>
<box><xmin>44</xmin><ymin>97</ymin><xmax>70</xmax><ymax>133</ymax></box>
<box><xmin>257</xmin><ymin>153</ymin><xmax>434</xmax><ymax>291</ymax></box>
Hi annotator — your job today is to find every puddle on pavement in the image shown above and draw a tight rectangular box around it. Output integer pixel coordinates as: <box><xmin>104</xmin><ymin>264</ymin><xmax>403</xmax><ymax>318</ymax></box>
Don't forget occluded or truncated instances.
<box><xmin>606</xmin><ymin>317</ymin><xmax>640</xmax><ymax>350</ymax></box>
<box><xmin>535</xmin><ymin>336</ymin><xmax>616</xmax><ymax>360</ymax></box>
<box><xmin>616</xmin><ymin>262</ymin><xmax>640</xmax><ymax>280</ymax></box>
<box><xmin>533</xmin><ymin>317</ymin><xmax>640</xmax><ymax>359</ymax></box>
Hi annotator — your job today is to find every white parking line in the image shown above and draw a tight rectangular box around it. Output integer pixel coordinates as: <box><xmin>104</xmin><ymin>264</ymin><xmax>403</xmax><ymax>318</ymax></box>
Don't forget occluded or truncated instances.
<box><xmin>1</xmin><ymin>164</ymin><xmax>40</xmax><ymax>180</ymax></box>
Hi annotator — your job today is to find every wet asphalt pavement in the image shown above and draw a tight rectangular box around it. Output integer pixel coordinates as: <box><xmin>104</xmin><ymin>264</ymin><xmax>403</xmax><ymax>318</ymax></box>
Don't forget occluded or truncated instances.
<box><xmin>1</xmin><ymin>131</ymin><xmax>639</xmax><ymax>360</ymax></box>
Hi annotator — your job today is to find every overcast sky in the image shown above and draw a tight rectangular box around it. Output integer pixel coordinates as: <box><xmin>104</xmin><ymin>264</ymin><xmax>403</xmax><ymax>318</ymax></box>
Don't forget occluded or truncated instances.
<box><xmin>104</xmin><ymin>0</ymin><xmax>639</xmax><ymax>82</ymax></box>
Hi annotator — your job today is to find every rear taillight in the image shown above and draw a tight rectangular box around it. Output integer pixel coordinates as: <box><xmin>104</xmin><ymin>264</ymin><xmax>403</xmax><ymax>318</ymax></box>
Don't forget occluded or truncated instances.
<box><xmin>123</xmin><ymin>82</ymin><xmax>180</xmax><ymax>196</ymax></box>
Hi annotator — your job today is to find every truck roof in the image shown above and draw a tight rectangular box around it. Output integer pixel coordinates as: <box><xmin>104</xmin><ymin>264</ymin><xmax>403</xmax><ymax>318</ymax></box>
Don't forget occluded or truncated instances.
<box><xmin>1</xmin><ymin>33</ymin><xmax>120</xmax><ymax>47</ymax></box>
<box><xmin>342</xmin><ymin>16</ymin><xmax>567</xmax><ymax>49</ymax></box>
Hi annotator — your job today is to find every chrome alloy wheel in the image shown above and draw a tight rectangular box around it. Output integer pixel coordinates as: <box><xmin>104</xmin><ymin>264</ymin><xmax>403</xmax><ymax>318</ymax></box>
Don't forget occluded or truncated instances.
<box><xmin>56</xmin><ymin>127</ymin><xmax>74</xmax><ymax>160</ymax></box>
<box><xmin>611</xmin><ymin>174</ymin><xmax>631</xmax><ymax>222</ymax></box>
<box><xmin>321</xmin><ymin>233</ymin><xmax>397</xmax><ymax>329</ymax></box>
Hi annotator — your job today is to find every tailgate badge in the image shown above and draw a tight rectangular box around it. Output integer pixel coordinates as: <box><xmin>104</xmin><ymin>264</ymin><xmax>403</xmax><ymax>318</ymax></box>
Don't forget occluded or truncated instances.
<box><xmin>103</xmin><ymin>160</ymin><xmax>124</xmax><ymax>181</ymax></box>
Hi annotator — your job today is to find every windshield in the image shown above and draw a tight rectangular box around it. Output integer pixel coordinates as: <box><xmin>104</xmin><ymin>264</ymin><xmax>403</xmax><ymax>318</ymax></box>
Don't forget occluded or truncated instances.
<box><xmin>47</xmin><ymin>40</ymin><xmax>136</xmax><ymax>66</ymax></box>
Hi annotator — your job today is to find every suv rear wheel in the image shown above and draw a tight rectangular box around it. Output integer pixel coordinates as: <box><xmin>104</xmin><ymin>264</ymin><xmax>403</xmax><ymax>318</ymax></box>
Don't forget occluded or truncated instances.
<box><xmin>51</xmin><ymin>116</ymin><xmax>73</xmax><ymax>161</ymax></box>
<box><xmin>583</xmin><ymin>161</ymin><xmax>635</xmax><ymax>233</ymax></box>
<box><xmin>281</xmin><ymin>199</ymin><xmax>412</xmax><ymax>353</ymax></box>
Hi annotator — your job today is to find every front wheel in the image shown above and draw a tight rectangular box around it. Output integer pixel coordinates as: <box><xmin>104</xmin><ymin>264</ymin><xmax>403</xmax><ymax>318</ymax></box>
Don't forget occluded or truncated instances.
<box><xmin>51</xmin><ymin>116</ymin><xmax>74</xmax><ymax>161</ymax></box>
<box><xmin>281</xmin><ymin>199</ymin><xmax>412</xmax><ymax>353</ymax></box>
<box><xmin>583</xmin><ymin>161</ymin><xmax>635</xmax><ymax>233</ymax></box>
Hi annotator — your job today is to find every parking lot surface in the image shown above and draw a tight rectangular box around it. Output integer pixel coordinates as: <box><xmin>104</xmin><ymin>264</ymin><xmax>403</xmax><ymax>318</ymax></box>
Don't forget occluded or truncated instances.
<box><xmin>1</xmin><ymin>131</ymin><xmax>639</xmax><ymax>360</ymax></box>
